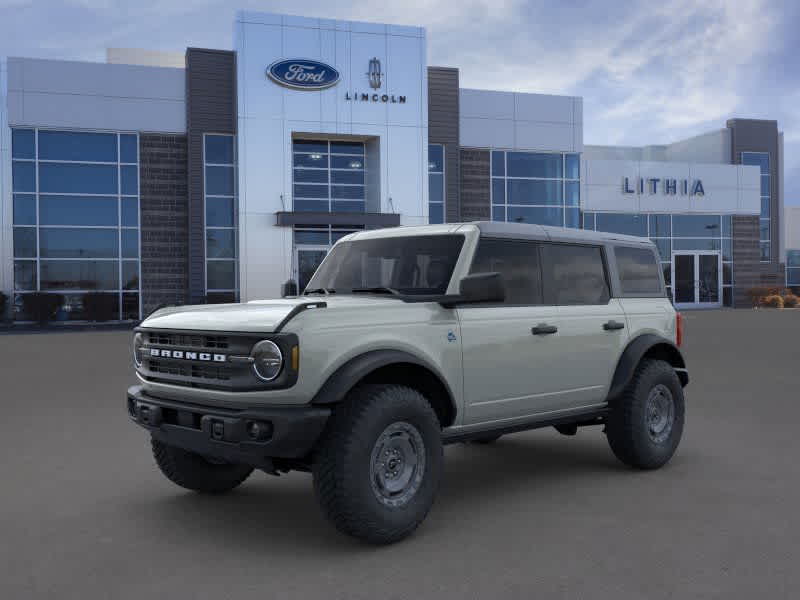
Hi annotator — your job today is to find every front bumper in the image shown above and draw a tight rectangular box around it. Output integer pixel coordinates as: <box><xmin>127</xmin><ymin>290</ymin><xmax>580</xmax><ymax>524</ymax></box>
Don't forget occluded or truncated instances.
<box><xmin>127</xmin><ymin>385</ymin><xmax>330</xmax><ymax>467</ymax></box>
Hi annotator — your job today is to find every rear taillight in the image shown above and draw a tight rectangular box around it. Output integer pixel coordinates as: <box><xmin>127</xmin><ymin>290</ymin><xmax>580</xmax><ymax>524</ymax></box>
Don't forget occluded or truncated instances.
<box><xmin>676</xmin><ymin>312</ymin><xmax>683</xmax><ymax>347</ymax></box>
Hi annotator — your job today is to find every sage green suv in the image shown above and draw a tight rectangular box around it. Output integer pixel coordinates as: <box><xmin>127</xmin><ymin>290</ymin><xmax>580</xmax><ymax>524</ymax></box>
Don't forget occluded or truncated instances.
<box><xmin>127</xmin><ymin>222</ymin><xmax>688</xmax><ymax>544</ymax></box>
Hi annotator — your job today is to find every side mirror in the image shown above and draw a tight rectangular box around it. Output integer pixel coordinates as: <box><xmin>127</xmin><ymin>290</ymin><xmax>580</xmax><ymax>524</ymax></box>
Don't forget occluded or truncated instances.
<box><xmin>457</xmin><ymin>272</ymin><xmax>505</xmax><ymax>304</ymax></box>
<box><xmin>281</xmin><ymin>279</ymin><xmax>298</xmax><ymax>298</ymax></box>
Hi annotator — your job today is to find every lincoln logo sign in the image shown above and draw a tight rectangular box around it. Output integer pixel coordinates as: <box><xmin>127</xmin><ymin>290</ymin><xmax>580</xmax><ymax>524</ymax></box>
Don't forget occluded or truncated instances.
<box><xmin>623</xmin><ymin>177</ymin><xmax>705</xmax><ymax>196</ymax></box>
<box><xmin>267</xmin><ymin>59</ymin><xmax>340</xmax><ymax>90</ymax></box>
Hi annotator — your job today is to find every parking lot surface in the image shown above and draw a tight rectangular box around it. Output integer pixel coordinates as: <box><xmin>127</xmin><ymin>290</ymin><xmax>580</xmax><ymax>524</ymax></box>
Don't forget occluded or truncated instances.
<box><xmin>1</xmin><ymin>309</ymin><xmax>798</xmax><ymax>599</ymax></box>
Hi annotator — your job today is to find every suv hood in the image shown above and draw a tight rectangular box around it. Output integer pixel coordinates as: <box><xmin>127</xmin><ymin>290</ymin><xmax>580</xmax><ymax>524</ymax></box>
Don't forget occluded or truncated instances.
<box><xmin>140</xmin><ymin>296</ymin><xmax>399</xmax><ymax>333</ymax></box>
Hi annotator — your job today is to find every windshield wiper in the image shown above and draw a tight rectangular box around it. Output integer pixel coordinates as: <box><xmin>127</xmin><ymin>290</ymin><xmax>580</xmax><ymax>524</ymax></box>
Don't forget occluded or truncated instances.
<box><xmin>351</xmin><ymin>286</ymin><xmax>401</xmax><ymax>296</ymax></box>
<box><xmin>304</xmin><ymin>287</ymin><xmax>336</xmax><ymax>295</ymax></box>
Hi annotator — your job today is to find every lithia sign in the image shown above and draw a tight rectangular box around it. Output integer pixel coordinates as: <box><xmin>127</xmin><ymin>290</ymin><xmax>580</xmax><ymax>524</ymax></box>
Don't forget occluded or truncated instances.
<box><xmin>267</xmin><ymin>57</ymin><xmax>406</xmax><ymax>103</ymax></box>
<box><xmin>623</xmin><ymin>177</ymin><xmax>705</xmax><ymax>196</ymax></box>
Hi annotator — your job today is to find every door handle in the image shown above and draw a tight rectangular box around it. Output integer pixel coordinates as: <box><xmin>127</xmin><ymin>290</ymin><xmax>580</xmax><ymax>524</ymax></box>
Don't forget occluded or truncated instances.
<box><xmin>603</xmin><ymin>320</ymin><xmax>625</xmax><ymax>331</ymax></box>
<box><xmin>532</xmin><ymin>324</ymin><xmax>558</xmax><ymax>335</ymax></box>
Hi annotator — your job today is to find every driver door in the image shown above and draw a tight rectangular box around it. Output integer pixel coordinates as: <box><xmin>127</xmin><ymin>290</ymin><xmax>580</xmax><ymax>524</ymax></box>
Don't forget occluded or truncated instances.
<box><xmin>458</xmin><ymin>238</ymin><xmax>567</xmax><ymax>425</ymax></box>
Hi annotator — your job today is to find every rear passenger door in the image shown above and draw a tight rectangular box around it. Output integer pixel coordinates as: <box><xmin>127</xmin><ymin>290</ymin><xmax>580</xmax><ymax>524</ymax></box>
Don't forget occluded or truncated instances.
<box><xmin>539</xmin><ymin>243</ymin><xmax>629</xmax><ymax>408</ymax></box>
<box><xmin>458</xmin><ymin>238</ymin><xmax>566</xmax><ymax>425</ymax></box>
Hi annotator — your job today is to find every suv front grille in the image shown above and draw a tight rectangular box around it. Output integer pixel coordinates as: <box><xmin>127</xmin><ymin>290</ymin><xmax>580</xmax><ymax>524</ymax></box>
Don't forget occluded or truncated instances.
<box><xmin>138</xmin><ymin>328</ymin><xmax>266</xmax><ymax>391</ymax></box>
<box><xmin>146</xmin><ymin>332</ymin><xmax>230</xmax><ymax>350</ymax></box>
<box><xmin>148</xmin><ymin>359</ymin><xmax>232</xmax><ymax>382</ymax></box>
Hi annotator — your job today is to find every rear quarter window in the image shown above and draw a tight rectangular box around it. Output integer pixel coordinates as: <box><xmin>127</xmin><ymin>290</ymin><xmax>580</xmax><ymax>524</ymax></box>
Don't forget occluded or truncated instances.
<box><xmin>540</xmin><ymin>243</ymin><xmax>610</xmax><ymax>305</ymax></box>
<box><xmin>615</xmin><ymin>246</ymin><xmax>663</xmax><ymax>295</ymax></box>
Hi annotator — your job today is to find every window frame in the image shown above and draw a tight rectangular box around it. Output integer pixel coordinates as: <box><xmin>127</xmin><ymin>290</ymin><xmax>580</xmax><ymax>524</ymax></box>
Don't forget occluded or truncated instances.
<box><xmin>203</xmin><ymin>133</ymin><xmax>239</xmax><ymax>298</ymax></box>
<box><xmin>10</xmin><ymin>127</ymin><xmax>141</xmax><ymax>321</ymax></box>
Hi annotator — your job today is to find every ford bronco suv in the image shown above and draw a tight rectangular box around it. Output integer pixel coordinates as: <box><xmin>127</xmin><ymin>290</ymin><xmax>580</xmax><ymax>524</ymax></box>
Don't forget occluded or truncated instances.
<box><xmin>127</xmin><ymin>222</ymin><xmax>688</xmax><ymax>544</ymax></box>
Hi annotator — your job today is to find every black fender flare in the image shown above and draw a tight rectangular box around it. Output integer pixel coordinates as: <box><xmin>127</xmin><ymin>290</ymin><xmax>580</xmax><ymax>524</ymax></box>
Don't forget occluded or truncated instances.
<box><xmin>607</xmin><ymin>334</ymin><xmax>688</xmax><ymax>401</ymax></box>
<box><xmin>311</xmin><ymin>350</ymin><xmax>458</xmax><ymax>424</ymax></box>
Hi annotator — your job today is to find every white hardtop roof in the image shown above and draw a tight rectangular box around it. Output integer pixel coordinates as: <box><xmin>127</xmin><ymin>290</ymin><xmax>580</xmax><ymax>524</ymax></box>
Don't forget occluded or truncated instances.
<box><xmin>344</xmin><ymin>222</ymin><xmax>653</xmax><ymax>246</ymax></box>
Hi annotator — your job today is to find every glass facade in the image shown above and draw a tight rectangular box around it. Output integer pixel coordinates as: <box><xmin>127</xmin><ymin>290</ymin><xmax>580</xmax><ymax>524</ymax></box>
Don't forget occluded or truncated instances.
<box><xmin>293</xmin><ymin>225</ymin><xmax>364</xmax><ymax>291</ymax></box>
<box><xmin>491</xmin><ymin>151</ymin><xmax>580</xmax><ymax>228</ymax></box>
<box><xmin>204</xmin><ymin>134</ymin><xmax>238</xmax><ymax>301</ymax></box>
<box><xmin>583</xmin><ymin>212</ymin><xmax>734</xmax><ymax>306</ymax></box>
<box><xmin>742</xmin><ymin>152</ymin><xmax>770</xmax><ymax>261</ymax></box>
<box><xmin>787</xmin><ymin>250</ymin><xmax>800</xmax><ymax>287</ymax></box>
<box><xmin>292</xmin><ymin>140</ymin><xmax>365</xmax><ymax>213</ymax></box>
<box><xmin>11</xmin><ymin>128</ymin><xmax>140</xmax><ymax>320</ymax></box>
<box><xmin>428</xmin><ymin>144</ymin><xmax>444</xmax><ymax>224</ymax></box>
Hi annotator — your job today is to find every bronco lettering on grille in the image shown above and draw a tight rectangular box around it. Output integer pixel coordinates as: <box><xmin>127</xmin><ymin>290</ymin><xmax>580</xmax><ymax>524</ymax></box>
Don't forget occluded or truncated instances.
<box><xmin>149</xmin><ymin>348</ymin><xmax>226</xmax><ymax>362</ymax></box>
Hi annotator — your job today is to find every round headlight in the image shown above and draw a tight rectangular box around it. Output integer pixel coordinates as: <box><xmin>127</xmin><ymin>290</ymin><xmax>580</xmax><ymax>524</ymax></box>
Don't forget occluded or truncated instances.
<box><xmin>251</xmin><ymin>340</ymin><xmax>283</xmax><ymax>381</ymax></box>
<box><xmin>133</xmin><ymin>332</ymin><xmax>144</xmax><ymax>368</ymax></box>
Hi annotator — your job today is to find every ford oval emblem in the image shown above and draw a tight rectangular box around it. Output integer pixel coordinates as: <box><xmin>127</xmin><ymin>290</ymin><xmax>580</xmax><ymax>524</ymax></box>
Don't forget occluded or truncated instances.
<box><xmin>267</xmin><ymin>59</ymin><xmax>340</xmax><ymax>90</ymax></box>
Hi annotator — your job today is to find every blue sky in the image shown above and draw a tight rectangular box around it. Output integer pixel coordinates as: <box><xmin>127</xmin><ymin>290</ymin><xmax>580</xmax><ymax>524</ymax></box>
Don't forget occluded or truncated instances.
<box><xmin>2</xmin><ymin>0</ymin><xmax>798</xmax><ymax>204</ymax></box>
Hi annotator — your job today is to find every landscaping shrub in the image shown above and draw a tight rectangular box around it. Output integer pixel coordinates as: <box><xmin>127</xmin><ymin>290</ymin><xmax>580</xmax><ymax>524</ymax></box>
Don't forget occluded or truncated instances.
<box><xmin>0</xmin><ymin>291</ymin><xmax>7</xmax><ymax>322</ymax></box>
<box><xmin>746</xmin><ymin>287</ymin><xmax>770</xmax><ymax>307</ymax></box>
<box><xmin>22</xmin><ymin>293</ymin><xmax>65</xmax><ymax>324</ymax></box>
<box><xmin>782</xmin><ymin>294</ymin><xmax>799</xmax><ymax>308</ymax></box>
<box><xmin>762</xmin><ymin>295</ymin><xmax>784</xmax><ymax>309</ymax></box>
<box><xmin>82</xmin><ymin>292</ymin><xmax>118</xmax><ymax>322</ymax></box>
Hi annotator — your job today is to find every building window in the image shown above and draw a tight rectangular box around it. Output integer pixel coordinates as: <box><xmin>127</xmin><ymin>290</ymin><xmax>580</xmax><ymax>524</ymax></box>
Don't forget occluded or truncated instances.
<box><xmin>293</xmin><ymin>225</ymin><xmax>364</xmax><ymax>291</ymax></box>
<box><xmin>787</xmin><ymin>250</ymin><xmax>800</xmax><ymax>289</ymax></box>
<box><xmin>204</xmin><ymin>134</ymin><xmax>238</xmax><ymax>302</ymax></box>
<box><xmin>429</xmin><ymin>144</ymin><xmax>445</xmax><ymax>224</ymax></box>
<box><xmin>584</xmin><ymin>212</ymin><xmax>733</xmax><ymax>306</ymax></box>
<box><xmin>490</xmin><ymin>150</ymin><xmax>580</xmax><ymax>228</ymax></box>
<box><xmin>11</xmin><ymin>128</ymin><xmax>141</xmax><ymax>321</ymax></box>
<box><xmin>742</xmin><ymin>152</ymin><xmax>770</xmax><ymax>261</ymax></box>
<box><xmin>292</xmin><ymin>140</ymin><xmax>365</xmax><ymax>213</ymax></box>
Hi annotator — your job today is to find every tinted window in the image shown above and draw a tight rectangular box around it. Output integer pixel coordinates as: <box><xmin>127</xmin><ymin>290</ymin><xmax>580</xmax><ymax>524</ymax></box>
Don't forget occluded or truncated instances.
<box><xmin>120</xmin><ymin>134</ymin><xmax>138</xmax><ymax>163</ymax></box>
<box><xmin>307</xmin><ymin>235</ymin><xmax>464</xmax><ymax>295</ymax></box>
<box><xmin>616</xmin><ymin>247</ymin><xmax>663</xmax><ymax>295</ymax></box>
<box><xmin>469</xmin><ymin>239</ymin><xmax>542</xmax><ymax>305</ymax></box>
<box><xmin>507</xmin><ymin>152</ymin><xmax>562</xmax><ymax>178</ymax></box>
<box><xmin>40</xmin><ymin>228</ymin><xmax>118</xmax><ymax>258</ymax></box>
<box><xmin>206</xmin><ymin>166</ymin><xmax>235</xmax><ymax>195</ymax></box>
<box><xmin>12</xmin><ymin>129</ymin><xmax>35</xmax><ymax>159</ymax></box>
<box><xmin>13</xmin><ymin>194</ymin><xmax>36</xmax><ymax>225</ymax></box>
<box><xmin>595</xmin><ymin>213</ymin><xmax>647</xmax><ymax>237</ymax></box>
<box><xmin>673</xmin><ymin>214</ymin><xmax>720</xmax><ymax>237</ymax></box>
<box><xmin>40</xmin><ymin>261</ymin><xmax>119</xmax><ymax>290</ymax></box>
<box><xmin>40</xmin><ymin>195</ymin><xmax>118</xmax><ymax>226</ymax></box>
<box><xmin>38</xmin><ymin>131</ymin><xmax>117</xmax><ymax>162</ymax></box>
<box><xmin>39</xmin><ymin>163</ymin><xmax>118</xmax><ymax>194</ymax></box>
<box><xmin>541</xmin><ymin>244</ymin><xmax>609</xmax><ymax>305</ymax></box>
<box><xmin>12</xmin><ymin>161</ymin><xmax>36</xmax><ymax>192</ymax></box>
<box><xmin>204</xmin><ymin>135</ymin><xmax>234</xmax><ymax>164</ymax></box>
<box><xmin>507</xmin><ymin>180</ymin><xmax>562</xmax><ymax>205</ymax></box>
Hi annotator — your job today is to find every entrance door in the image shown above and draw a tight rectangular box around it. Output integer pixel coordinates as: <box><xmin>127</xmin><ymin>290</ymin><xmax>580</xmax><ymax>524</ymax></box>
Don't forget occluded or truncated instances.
<box><xmin>671</xmin><ymin>251</ymin><xmax>721</xmax><ymax>309</ymax></box>
<box><xmin>296</xmin><ymin>247</ymin><xmax>328</xmax><ymax>292</ymax></box>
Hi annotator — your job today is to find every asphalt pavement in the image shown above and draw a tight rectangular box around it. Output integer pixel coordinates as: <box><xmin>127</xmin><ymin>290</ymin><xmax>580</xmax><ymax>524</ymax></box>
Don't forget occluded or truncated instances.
<box><xmin>1</xmin><ymin>309</ymin><xmax>798</xmax><ymax>599</ymax></box>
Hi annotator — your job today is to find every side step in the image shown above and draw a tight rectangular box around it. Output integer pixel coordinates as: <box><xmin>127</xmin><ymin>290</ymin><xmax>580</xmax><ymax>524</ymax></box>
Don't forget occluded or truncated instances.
<box><xmin>442</xmin><ymin>408</ymin><xmax>608</xmax><ymax>445</ymax></box>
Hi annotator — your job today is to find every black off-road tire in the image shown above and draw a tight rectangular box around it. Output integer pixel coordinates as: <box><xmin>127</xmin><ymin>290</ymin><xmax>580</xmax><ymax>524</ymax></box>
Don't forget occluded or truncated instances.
<box><xmin>606</xmin><ymin>359</ymin><xmax>685</xmax><ymax>470</ymax></box>
<box><xmin>312</xmin><ymin>384</ymin><xmax>443</xmax><ymax>545</ymax></box>
<box><xmin>151</xmin><ymin>438</ymin><xmax>254</xmax><ymax>493</ymax></box>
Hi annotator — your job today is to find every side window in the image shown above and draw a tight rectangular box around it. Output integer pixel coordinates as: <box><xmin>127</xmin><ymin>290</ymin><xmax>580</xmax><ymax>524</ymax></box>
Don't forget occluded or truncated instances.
<box><xmin>469</xmin><ymin>238</ymin><xmax>542</xmax><ymax>304</ymax></box>
<box><xmin>615</xmin><ymin>246</ymin><xmax>663</xmax><ymax>295</ymax></box>
<box><xmin>540</xmin><ymin>243</ymin><xmax>610</xmax><ymax>305</ymax></box>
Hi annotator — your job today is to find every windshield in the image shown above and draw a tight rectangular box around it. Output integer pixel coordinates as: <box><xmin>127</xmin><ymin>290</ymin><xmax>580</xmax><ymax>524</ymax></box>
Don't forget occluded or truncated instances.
<box><xmin>305</xmin><ymin>234</ymin><xmax>465</xmax><ymax>296</ymax></box>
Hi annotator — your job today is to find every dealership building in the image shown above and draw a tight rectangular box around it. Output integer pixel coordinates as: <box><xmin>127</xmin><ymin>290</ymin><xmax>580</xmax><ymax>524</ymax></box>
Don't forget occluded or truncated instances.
<box><xmin>0</xmin><ymin>10</ymin><xmax>793</xmax><ymax>321</ymax></box>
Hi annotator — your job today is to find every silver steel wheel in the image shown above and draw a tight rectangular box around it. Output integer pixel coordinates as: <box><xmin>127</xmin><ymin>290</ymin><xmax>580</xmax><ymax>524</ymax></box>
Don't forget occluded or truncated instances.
<box><xmin>369</xmin><ymin>422</ymin><xmax>426</xmax><ymax>508</ymax></box>
<box><xmin>646</xmin><ymin>383</ymin><xmax>675</xmax><ymax>443</ymax></box>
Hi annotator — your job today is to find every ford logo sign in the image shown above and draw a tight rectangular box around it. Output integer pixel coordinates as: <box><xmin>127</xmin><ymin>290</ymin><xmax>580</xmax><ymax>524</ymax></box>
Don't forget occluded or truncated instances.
<box><xmin>267</xmin><ymin>59</ymin><xmax>340</xmax><ymax>90</ymax></box>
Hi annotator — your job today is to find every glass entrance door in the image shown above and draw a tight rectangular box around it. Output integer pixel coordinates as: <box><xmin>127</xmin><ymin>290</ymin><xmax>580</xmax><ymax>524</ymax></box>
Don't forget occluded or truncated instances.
<box><xmin>671</xmin><ymin>251</ymin><xmax>721</xmax><ymax>309</ymax></box>
<box><xmin>296</xmin><ymin>248</ymin><xmax>328</xmax><ymax>293</ymax></box>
